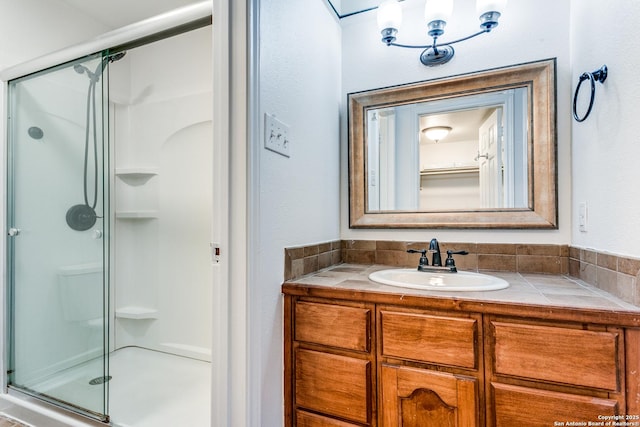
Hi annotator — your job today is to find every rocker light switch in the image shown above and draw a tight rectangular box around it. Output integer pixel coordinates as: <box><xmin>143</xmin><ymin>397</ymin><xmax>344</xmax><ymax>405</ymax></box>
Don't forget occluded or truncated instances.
<box><xmin>264</xmin><ymin>113</ymin><xmax>290</xmax><ymax>157</ymax></box>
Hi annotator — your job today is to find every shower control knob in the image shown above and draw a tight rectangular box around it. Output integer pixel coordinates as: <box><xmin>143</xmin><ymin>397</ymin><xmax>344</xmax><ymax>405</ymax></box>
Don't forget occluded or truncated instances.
<box><xmin>8</xmin><ymin>228</ymin><xmax>20</xmax><ymax>237</ymax></box>
<box><xmin>93</xmin><ymin>230</ymin><xmax>103</xmax><ymax>239</ymax></box>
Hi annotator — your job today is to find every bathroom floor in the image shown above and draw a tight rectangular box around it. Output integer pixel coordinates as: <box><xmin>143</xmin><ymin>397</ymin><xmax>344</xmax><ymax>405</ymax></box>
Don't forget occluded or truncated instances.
<box><xmin>37</xmin><ymin>346</ymin><xmax>210</xmax><ymax>426</ymax></box>
<box><xmin>0</xmin><ymin>414</ymin><xmax>31</xmax><ymax>427</ymax></box>
<box><xmin>108</xmin><ymin>347</ymin><xmax>210</xmax><ymax>426</ymax></box>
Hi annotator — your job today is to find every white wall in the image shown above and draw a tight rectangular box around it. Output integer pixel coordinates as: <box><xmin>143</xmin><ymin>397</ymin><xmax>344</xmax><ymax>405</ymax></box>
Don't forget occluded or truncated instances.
<box><xmin>570</xmin><ymin>0</ymin><xmax>640</xmax><ymax>259</ymax></box>
<box><xmin>340</xmin><ymin>0</ymin><xmax>572</xmax><ymax>243</ymax></box>
<box><xmin>110</xmin><ymin>27</ymin><xmax>213</xmax><ymax>360</ymax></box>
<box><xmin>0</xmin><ymin>0</ymin><xmax>109</xmax><ymax>70</ymax></box>
<box><xmin>256</xmin><ymin>0</ymin><xmax>341</xmax><ymax>425</ymax></box>
<box><xmin>421</xmin><ymin>140</ymin><xmax>478</xmax><ymax>170</ymax></box>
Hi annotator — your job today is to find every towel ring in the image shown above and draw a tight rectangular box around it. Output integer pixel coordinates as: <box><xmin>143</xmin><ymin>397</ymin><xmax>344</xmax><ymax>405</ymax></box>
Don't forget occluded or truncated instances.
<box><xmin>573</xmin><ymin>65</ymin><xmax>608</xmax><ymax>122</ymax></box>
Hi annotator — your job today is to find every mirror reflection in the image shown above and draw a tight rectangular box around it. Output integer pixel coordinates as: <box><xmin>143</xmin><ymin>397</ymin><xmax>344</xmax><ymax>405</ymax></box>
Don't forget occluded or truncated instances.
<box><xmin>349</xmin><ymin>59</ymin><xmax>557</xmax><ymax>229</ymax></box>
<box><xmin>367</xmin><ymin>87</ymin><xmax>528</xmax><ymax>212</ymax></box>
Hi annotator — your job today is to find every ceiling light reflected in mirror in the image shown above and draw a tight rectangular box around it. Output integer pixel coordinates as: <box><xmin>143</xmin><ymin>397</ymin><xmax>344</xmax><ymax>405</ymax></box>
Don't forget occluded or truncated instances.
<box><xmin>422</xmin><ymin>126</ymin><xmax>452</xmax><ymax>142</ymax></box>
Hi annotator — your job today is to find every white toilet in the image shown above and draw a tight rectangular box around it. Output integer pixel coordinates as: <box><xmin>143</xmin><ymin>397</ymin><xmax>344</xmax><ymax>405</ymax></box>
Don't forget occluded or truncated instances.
<box><xmin>57</xmin><ymin>263</ymin><xmax>104</xmax><ymax>327</ymax></box>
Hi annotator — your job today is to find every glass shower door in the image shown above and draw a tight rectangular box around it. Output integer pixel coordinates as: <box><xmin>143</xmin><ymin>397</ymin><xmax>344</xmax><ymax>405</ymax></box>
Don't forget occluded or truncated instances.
<box><xmin>7</xmin><ymin>52</ymin><xmax>110</xmax><ymax>422</ymax></box>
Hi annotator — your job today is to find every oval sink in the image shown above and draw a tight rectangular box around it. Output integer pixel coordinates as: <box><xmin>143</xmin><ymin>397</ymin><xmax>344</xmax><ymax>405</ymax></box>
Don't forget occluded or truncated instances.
<box><xmin>368</xmin><ymin>269</ymin><xmax>510</xmax><ymax>292</ymax></box>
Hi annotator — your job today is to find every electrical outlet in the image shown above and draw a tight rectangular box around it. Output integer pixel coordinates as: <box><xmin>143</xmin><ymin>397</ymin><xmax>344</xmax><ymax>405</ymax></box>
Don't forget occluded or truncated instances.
<box><xmin>264</xmin><ymin>113</ymin><xmax>290</xmax><ymax>157</ymax></box>
<box><xmin>578</xmin><ymin>202</ymin><xmax>588</xmax><ymax>232</ymax></box>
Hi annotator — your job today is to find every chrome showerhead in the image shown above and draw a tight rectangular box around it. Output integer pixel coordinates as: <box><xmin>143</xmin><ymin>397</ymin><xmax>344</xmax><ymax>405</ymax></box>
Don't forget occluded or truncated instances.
<box><xmin>94</xmin><ymin>51</ymin><xmax>127</xmax><ymax>80</ymax></box>
<box><xmin>109</xmin><ymin>51</ymin><xmax>126</xmax><ymax>62</ymax></box>
<box><xmin>73</xmin><ymin>64</ymin><xmax>90</xmax><ymax>75</ymax></box>
<box><xmin>73</xmin><ymin>63</ymin><xmax>99</xmax><ymax>82</ymax></box>
<box><xmin>95</xmin><ymin>51</ymin><xmax>127</xmax><ymax>78</ymax></box>
<box><xmin>73</xmin><ymin>51</ymin><xmax>126</xmax><ymax>82</ymax></box>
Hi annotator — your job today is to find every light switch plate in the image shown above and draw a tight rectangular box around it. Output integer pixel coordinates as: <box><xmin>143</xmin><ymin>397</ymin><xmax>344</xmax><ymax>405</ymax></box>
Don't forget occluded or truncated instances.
<box><xmin>264</xmin><ymin>113</ymin><xmax>290</xmax><ymax>157</ymax></box>
<box><xmin>578</xmin><ymin>202</ymin><xmax>588</xmax><ymax>232</ymax></box>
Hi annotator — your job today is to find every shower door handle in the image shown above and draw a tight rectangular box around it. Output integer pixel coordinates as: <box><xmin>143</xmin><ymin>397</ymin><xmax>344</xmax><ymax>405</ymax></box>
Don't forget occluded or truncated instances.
<box><xmin>8</xmin><ymin>228</ymin><xmax>20</xmax><ymax>237</ymax></box>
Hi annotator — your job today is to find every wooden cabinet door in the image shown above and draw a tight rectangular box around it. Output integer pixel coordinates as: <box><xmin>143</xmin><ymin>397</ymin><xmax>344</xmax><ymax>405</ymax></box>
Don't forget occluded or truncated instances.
<box><xmin>492</xmin><ymin>383</ymin><xmax>619</xmax><ymax>426</ymax></box>
<box><xmin>296</xmin><ymin>348</ymin><xmax>372</xmax><ymax>424</ymax></box>
<box><xmin>380</xmin><ymin>365</ymin><xmax>478</xmax><ymax>427</ymax></box>
<box><xmin>490</xmin><ymin>321</ymin><xmax>620</xmax><ymax>391</ymax></box>
<box><xmin>296</xmin><ymin>410</ymin><xmax>365</xmax><ymax>427</ymax></box>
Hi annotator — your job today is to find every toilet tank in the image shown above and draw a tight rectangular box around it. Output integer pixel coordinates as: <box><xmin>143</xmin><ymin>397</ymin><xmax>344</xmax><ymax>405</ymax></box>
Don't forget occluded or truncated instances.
<box><xmin>57</xmin><ymin>263</ymin><xmax>104</xmax><ymax>322</ymax></box>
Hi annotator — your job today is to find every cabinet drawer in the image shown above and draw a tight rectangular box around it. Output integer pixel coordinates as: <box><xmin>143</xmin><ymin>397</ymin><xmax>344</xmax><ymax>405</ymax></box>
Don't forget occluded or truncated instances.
<box><xmin>295</xmin><ymin>301</ymin><xmax>370</xmax><ymax>352</ymax></box>
<box><xmin>296</xmin><ymin>410</ymin><xmax>363</xmax><ymax>427</ymax></box>
<box><xmin>295</xmin><ymin>348</ymin><xmax>371</xmax><ymax>424</ymax></box>
<box><xmin>381</xmin><ymin>310</ymin><xmax>478</xmax><ymax>369</ymax></box>
<box><xmin>493</xmin><ymin>383</ymin><xmax>619</xmax><ymax>426</ymax></box>
<box><xmin>492</xmin><ymin>321</ymin><xmax>620</xmax><ymax>390</ymax></box>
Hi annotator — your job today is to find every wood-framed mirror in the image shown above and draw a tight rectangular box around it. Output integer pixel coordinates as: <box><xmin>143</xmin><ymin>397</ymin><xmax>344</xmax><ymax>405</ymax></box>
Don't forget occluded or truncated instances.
<box><xmin>348</xmin><ymin>58</ymin><xmax>557</xmax><ymax>229</ymax></box>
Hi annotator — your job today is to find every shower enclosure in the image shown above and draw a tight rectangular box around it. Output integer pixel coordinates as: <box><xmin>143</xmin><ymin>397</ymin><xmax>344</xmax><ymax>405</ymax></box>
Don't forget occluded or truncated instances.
<box><xmin>5</xmin><ymin>24</ymin><xmax>213</xmax><ymax>426</ymax></box>
<box><xmin>7</xmin><ymin>51</ymin><xmax>111</xmax><ymax>420</ymax></box>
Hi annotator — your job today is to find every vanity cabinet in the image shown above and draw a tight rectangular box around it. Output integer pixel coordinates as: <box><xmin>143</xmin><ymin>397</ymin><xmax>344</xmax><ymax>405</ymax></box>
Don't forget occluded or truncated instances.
<box><xmin>283</xmin><ymin>284</ymin><xmax>640</xmax><ymax>427</ymax></box>
<box><xmin>378</xmin><ymin>308</ymin><xmax>482</xmax><ymax>426</ymax></box>
<box><xmin>285</xmin><ymin>298</ymin><xmax>483</xmax><ymax>426</ymax></box>
<box><xmin>285</xmin><ymin>298</ymin><xmax>376</xmax><ymax>426</ymax></box>
<box><xmin>486</xmin><ymin>317</ymin><xmax>624</xmax><ymax>426</ymax></box>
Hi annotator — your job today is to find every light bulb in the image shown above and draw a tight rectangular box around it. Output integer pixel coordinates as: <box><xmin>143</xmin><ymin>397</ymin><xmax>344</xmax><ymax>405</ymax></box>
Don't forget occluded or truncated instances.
<box><xmin>422</xmin><ymin>126</ymin><xmax>452</xmax><ymax>142</ymax></box>
<box><xmin>377</xmin><ymin>0</ymin><xmax>403</xmax><ymax>31</ymax></box>
<box><xmin>424</xmin><ymin>0</ymin><xmax>453</xmax><ymax>24</ymax></box>
<box><xmin>476</xmin><ymin>0</ymin><xmax>507</xmax><ymax>15</ymax></box>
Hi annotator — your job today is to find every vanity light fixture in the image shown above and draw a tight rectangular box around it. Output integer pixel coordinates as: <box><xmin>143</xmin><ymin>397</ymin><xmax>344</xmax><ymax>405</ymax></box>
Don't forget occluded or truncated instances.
<box><xmin>377</xmin><ymin>0</ymin><xmax>507</xmax><ymax>66</ymax></box>
<box><xmin>422</xmin><ymin>126</ymin><xmax>452</xmax><ymax>142</ymax></box>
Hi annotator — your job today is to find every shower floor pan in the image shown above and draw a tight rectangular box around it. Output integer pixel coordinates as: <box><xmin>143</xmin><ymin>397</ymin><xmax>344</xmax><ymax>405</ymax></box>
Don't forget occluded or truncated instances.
<box><xmin>34</xmin><ymin>346</ymin><xmax>210</xmax><ymax>426</ymax></box>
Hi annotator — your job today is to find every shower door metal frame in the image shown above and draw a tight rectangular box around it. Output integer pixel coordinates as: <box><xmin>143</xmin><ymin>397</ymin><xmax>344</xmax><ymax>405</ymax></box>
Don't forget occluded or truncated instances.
<box><xmin>5</xmin><ymin>53</ymin><xmax>111</xmax><ymax>423</ymax></box>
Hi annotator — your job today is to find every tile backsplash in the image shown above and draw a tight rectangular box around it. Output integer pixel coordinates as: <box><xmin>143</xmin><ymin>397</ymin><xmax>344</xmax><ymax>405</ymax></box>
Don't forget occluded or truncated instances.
<box><xmin>569</xmin><ymin>247</ymin><xmax>640</xmax><ymax>306</ymax></box>
<box><xmin>285</xmin><ymin>240</ymin><xmax>569</xmax><ymax>279</ymax></box>
<box><xmin>341</xmin><ymin>240</ymin><xmax>569</xmax><ymax>275</ymax></box>
<box><xmin>284</xmin><ymin>240</ymin><xmax>342</xmax><ymax>281</ymax></box>
<box><xmin>284</xmin><ymin>239</ymin><xmax>640</xmax><ymax>306</ymax></box>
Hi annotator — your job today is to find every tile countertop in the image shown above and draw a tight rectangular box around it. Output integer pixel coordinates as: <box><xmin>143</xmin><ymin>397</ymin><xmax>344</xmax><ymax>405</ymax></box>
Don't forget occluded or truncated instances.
<box><xmin>282</xmin><ymin>264</ymin><xmax>640</xmax><ymax>327</ymax></box>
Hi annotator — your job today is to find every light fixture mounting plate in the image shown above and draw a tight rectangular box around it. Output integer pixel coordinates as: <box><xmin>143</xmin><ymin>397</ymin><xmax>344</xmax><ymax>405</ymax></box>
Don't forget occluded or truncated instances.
<box><xmin>420</xmin><ymin>45</ymin><xmax>455</xmax><ymax>66</ymax></box>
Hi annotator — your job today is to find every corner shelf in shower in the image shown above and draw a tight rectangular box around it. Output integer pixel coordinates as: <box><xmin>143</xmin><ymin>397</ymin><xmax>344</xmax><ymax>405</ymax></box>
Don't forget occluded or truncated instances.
<box><xmin>115</xmin><ymin>168</ymin><xmax>159</xmax><ymax>185</ymax></box>
<box><xmin>115</xmin><ymin>306</ymin><xmax>158</xmax><ymax>320</ymax></box>
<box><xmin>115</xmin><ymin>210</ymin><xmax>159</xmax><ymax>219</ymax></box>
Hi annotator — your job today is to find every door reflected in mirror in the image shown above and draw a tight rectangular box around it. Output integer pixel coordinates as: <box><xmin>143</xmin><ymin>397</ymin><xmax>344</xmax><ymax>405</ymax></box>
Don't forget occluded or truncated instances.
<box><xmin>367</xmin><ymin>87</ymin><xmax>529</xmax><ymax>212</ymax></box>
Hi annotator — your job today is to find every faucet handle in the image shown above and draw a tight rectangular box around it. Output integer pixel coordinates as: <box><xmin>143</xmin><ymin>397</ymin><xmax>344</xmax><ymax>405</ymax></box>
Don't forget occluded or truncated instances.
<box><xmin>444</xmin><ymin>250</ymin><xmax>469</xmax><ymax>271</ymax></box>
<box><xmin>407</xmin><ymin>249</ymin><xmax>429</xmax><ymax>267</ymax></box>
<box><xmin>407</xmin><ymin>249</ymin><xmax>427</xmax><ymax>256</ymax></box>
<box><xmin>447</xmin><ymin>250</ymin><xmax>469</xmax><ymax>256</ymax></box>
